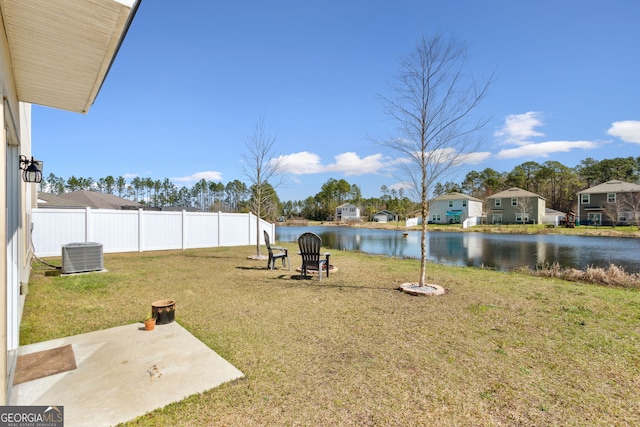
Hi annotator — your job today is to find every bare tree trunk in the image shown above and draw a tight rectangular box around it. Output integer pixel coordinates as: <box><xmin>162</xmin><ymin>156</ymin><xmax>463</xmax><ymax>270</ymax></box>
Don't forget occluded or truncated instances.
<box><xmin>241</xmin><ymin>117</ymin><xmax>283</xmax><ymax>258</ymax></box>
<box><xmin>419</xmin><ymin>195</ymin><xmax>428</xmax><ymax>285</ymax></box>
<box><xmin>377</xmin><ymin>33</ymin><xmax>494</xmax><ymax>287</ymax></box>
<box><xmin>256</xmin><ymin>212</ymin><xmax>261</xmax><ymax>257</ymax></box>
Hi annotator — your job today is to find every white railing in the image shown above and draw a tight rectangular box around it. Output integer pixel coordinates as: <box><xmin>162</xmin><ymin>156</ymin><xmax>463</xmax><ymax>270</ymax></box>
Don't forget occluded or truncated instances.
<box><xmin>31</xmin><ymin>208</ymin><xmax>276</xmax><ymax>257</ymax></box>
<box><xmin>405</xmin><ymin>217</ymin><xmax>420</xmax><ymax>227</ymax></box>
<box><xmin>462</xmin><ymin>216</ymin><xmax>482</xmax><ymax>228</ymax></box>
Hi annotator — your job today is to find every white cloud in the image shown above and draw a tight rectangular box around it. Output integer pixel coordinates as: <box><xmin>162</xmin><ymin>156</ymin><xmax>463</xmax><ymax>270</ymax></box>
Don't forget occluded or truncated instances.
<box><xmin>457</xmin><ymin>151</ymin><xmax>492</xmax><ymax>164</ymax></box>
<box><xmin>272</xmin><ymin>148</ymin><xmax>486</xmax><ymax>179</ymax></box>
<box><xmin>325</xmin><ymin>152</ymin><xmax>385</xmax><ymax>176</ymax></box>
<box><xmin>389</xmin><ymin>181</ymin><xmax>413</xmax><ymax>191</ymax></box>
<box><xmin>396</xmin><ymin>148</ymin><xmax>492</xmax><ymax>167</ymax></box>
<box><xmin>494</xmin><ymin>111</ymin><xmax>544</xmax><ymax>145</ymax></box>
<box><xmin>276</xmin><ymin>151</ymin><xmax>324</xmax><ymax>175</ymax></box>
<box><xmin>172</xmin><ymin>171</ymin><xmax>223</xmax><ymax>183</ymax></box>
<box><xmin>607</xmin><ymin>120</ymin><xmax>640</xmax><ymax>144</ymax></box>
<box><xmin>388</xmin><ymin>156</ymin><xmax>411</xmax><ymax>166</ymax></box>
<box><xmin>492</xmin><ymin>112</ymin><xmax>600</xmax><ymax>160</ymax></box>
<box><xmin>496</xmin><ymin>140</ymin><xmax>597</xmax><ymax>159</ymax></box>
<box><xmin>277</xmin><ymin>151</ymin><xmax>386</xmax><ymax>176</ymax></box>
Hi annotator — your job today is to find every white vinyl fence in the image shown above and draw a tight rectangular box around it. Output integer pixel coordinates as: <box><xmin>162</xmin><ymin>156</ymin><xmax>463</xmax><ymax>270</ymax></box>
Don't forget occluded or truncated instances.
<box><xmin>30</xmin><ymin>208</ymin><xmax>275</xmax><ymax>258</ymax></box>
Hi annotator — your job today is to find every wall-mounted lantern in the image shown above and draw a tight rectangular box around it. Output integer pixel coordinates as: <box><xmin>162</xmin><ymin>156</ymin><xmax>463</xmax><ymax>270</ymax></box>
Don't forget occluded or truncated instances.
<box><xmin>19</xmin><ymin>155</ymin><xmax>43</xmax><ymax>183</ymax></box>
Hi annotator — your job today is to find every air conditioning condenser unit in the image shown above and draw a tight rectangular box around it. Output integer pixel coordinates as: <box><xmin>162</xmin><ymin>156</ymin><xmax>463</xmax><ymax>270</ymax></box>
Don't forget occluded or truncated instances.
<box><xmin>61</xmin><ymin>242</ymin><xmax>104</xmax><ymax>274</ymax></box>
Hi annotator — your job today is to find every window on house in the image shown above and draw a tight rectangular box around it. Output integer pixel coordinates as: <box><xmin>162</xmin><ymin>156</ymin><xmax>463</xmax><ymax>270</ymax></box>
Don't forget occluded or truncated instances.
<box><xmin>495</xmin><ymin>199</ymin><xmax>501</xmax><ymax>207</ymax></box>
<box><xmin>581</xmin><ymin>194</ymin><xmax>590</xmax><ymax>204</ymax></box>
<box><xmin>448</xmin><ymin>201</ymin><xmax>453</xmax><ymax>207</ymax></box>
<box><xmin>492</xmin><ymin>214</ymin><xmax>502</xmax><ymax>224</ymax></box>
<box><xmin>432</xmin><ymin>214</ymin><xmax>441</xmax><ymax>221</ymax></box>
<box><xmin>511</xmin><ymin>198</ymin><xmax>518</xmax><ymax>206</ymax></box>
<box><xmin>462</xmin><ymin>200</ymin><xmax>467</xmax><ymax>207</ymax></box>
<box><xmin>516</xmin><ymin>213</ymin><xmax>529</xmax><ymax>223</ymax></box>
<box><xmin>607</xmin><ymin>193</ymin><xmax>616</xmax><ymax>203</ymax></box>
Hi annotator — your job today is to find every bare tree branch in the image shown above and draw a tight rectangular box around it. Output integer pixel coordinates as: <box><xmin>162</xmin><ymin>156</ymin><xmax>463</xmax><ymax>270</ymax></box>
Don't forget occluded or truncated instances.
<box><xmin>241</xmin><ymin>117</ymin><xmax>283</xmax><ymax>257</ymax></box>
<box><xmin>617</xmin><ymin>192</ymin><xmax>640</xmax><ymax>228</ymax></box>
<box><xmin>377</xmin><ymin>33</ymin><xmax>495</xmax><ymax>286</ymax></box>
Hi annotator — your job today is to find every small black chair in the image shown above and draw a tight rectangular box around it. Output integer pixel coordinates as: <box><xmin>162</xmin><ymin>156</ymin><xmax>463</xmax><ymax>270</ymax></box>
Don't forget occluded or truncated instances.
<box><xmin>264</xmin><ymin>230</ymin><xmax>290</xmax><ymax>270</ymax></box>
<box><xmin>297</xmin><ymin>232</ymin><xmax>331</xmax><ymax>280</ymax></box>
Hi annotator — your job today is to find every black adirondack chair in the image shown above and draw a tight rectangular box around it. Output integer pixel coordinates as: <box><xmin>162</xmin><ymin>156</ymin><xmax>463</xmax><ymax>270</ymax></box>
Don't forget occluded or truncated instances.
<box><xmin>264</xmin><ymin>230</ymin><xmax>290</xmax><ymax>270</ymax></box>
<box><xmin>297</xmin><ymin>232</ymin><xmax>331</xmax><ymax>280</ymax></box>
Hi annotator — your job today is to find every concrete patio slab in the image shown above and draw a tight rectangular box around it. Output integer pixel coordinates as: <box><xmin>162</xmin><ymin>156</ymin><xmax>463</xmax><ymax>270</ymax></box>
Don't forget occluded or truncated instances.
<box><xmin>9</xmin><ymin>322</ymin><xmax>244</xmax><ymax>426</ymax></box>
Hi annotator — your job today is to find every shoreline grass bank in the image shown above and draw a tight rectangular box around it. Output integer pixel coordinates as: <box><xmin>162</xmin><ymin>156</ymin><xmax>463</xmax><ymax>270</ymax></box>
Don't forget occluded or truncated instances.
<box><xmin>286</xmin><ymin>220</ymin><xmax>640</xmax><ymax>238</ymax></box>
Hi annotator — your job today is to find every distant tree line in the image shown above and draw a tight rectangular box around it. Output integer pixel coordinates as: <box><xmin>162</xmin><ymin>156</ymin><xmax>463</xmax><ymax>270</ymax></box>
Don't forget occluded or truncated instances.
<box><xmin>39</xmin><ymin>156</ymin><xmax>640</xmax><ymax>221</ymax></box>
<box><xmin>281</xmin><ymin>178</ymin><xmax>415</xmax><ymax>221</ymax></box>
<box><xmin>39</xmin><ymin>173</ymin><xmax>257</xmax><ymax>215</ymax></box>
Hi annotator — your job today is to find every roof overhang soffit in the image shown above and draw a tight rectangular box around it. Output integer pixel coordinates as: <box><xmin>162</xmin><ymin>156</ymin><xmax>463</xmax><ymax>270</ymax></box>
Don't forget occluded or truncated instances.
<box><xmin>0</xmin><ymin>0</ymin><xmax>139</xmax><ymax>113</ymax></box>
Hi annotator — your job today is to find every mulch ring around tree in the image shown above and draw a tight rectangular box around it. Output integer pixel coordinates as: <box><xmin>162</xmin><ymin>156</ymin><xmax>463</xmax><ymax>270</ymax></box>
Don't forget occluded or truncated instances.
<box><xmin>398</xmin><ymin>283</ymin><xmax>445</xmax><ymax>296</ymax></box>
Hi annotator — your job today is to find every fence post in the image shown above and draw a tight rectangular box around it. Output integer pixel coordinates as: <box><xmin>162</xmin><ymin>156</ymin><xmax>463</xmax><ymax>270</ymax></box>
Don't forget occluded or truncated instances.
<box><xmin>217</xmin><ymin>211</ymin><xmax>222</xmax><ymax>247</ymax></box>
<box><xmin>182</xmin><ymin>210</ymin><xmax>187</xmax><ymax>250</ymax></box>
<box><xmin>85</xmin><ymin>207</ymin><xmax>91</xmax><ymax>242</ymax></box>
<box><xmin>138</xmin><ymin>208</ymin><xmax>144</xmax><ymax>252</ymax></box>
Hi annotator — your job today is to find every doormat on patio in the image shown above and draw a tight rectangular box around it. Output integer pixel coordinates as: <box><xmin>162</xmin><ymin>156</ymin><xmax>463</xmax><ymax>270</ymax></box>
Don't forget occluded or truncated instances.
<box><xmin>13</xmin><ymin>344</ymin><xmax>77</xmax><ymax>385</ymax></box>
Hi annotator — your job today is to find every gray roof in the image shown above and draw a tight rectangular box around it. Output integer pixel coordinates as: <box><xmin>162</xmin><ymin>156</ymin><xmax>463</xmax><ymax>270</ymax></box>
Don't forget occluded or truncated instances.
<box><xmin>432</xmin><ymin>192</ymin><xmax>482</xmax><ymax>202</ymax></box>
<box><xmin>545</xmin><ymin>208</ymin><xmax>566</xmax><ymax>216</ymax></box>
<box><xmin>58</xmin><ymin>190</ymin><xmax>142</xmax><ymax>210</ymax></box>
<box><xmin>578</xmin><ymin>180</ymin><xmax>640</xmax><ymax>194</ymax></box>
<box><xmin>486</xmin><ymin>187</ymin><xmax>545</xmax><ymax>200</ymax></box>
<box><xmin>161</xmin><ymin>206</ymin><xmax>201</xmax><ymax>212</ymax></box>
<box><xmin>37</xmin><ymin>192</ymin><xmax>86</xmax><ymax>208</ymax></box>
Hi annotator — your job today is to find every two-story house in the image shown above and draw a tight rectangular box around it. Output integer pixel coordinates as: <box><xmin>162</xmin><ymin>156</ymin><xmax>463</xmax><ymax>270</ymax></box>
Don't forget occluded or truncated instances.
<box><xmin>429</xmin><ymin>192</ymin><xmax>483</xmax><ymax>226</ymax></box>
<box><xmin>486</xmin><ymin>187</ymin><xmax>545</xmax><ymax>225</ymax></box>
<box><xmin>577</xmin><ymin>180</ymin><xmax>640</xmax><ymax>226</ymax></box>
<box><xmin>335</xmin><ymin>203</ymin><xmax>361</xmax><ymax>222</ymax></box>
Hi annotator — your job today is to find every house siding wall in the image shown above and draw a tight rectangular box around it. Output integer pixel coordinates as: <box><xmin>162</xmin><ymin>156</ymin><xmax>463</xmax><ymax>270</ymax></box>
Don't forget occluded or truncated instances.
<box><xmin>429</xmin><ymin>200</ymin><xmax>457</xmax><ymax>223</ymax></box>
<box><xmin>1</xmin><ymin>11</ymin><xmax>34</xmax><ymax>402</ymax></box>
<box><xmin>373</xmin><ymin>213</ymin><xmax>393</xmax><ymax>222</ymax></box>
<box><xmin>336</xmin><ymin>204</ymin><xmax>360</xmax><ymax>221</ymax></box>
<box><xmin>536</xmin><ymin>198</ymin><xmax>545</xmax><ymax>224</ymax></box>
<box><xmin>468</xmin><ymin>201</ymin><xmax>483</xmax><ymax>218</ymax></box>
<box><xmin>579</xmin><ymin>192</ymin><xmax>603</xmax><ymax>225</ymax></box>
<box><xmin>487</xmin><ymin>197</ymin><xmax>544</xmax><ymax>224</ymax></box>
<box><xmin>429</xmin><ymin>198</ymin><xmax>483</xmax><ymax>225</ymax></box>
<box><xmin>579</xmin><ymin>192</ymin><xmax>628</xmax><ymax>225</ymax></box>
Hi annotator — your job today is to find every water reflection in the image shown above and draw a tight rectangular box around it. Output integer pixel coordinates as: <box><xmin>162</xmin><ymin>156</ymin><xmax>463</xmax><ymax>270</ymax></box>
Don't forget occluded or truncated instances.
<box><xmin>276</xmin><ymin>226</ymin><xmax>640</xmax><ymax>273</ymax></box>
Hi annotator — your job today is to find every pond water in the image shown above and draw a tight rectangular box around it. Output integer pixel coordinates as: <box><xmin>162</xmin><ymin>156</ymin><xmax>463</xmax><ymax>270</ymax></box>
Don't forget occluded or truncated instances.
<box><xmin>276</xmin><ymin>226</ymin><xmax>640</xmax><ymax>273</ymax></box>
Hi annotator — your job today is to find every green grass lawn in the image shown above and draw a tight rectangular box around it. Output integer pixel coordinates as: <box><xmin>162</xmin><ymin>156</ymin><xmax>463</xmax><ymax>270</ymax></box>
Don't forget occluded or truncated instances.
<box><xmin>23</xmin><ymin>246</ymin><xmax>640</xmax><ymax>426</ymax></box>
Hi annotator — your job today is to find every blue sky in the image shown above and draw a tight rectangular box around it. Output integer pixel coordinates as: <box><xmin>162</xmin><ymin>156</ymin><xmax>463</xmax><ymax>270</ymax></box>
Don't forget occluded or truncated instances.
<box><xmin>32</xmin><ymin>0</ymin><xmax>640</xmax><ymax>202</ymax></box>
